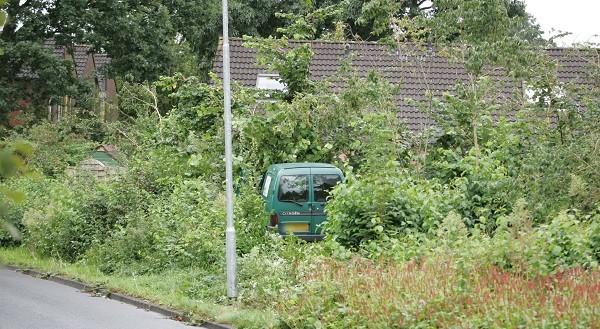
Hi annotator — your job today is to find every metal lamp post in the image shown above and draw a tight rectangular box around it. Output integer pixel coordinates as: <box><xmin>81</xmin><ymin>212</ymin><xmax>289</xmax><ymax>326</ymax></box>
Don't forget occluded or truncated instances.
<box><xmin>221</xmin><ymin>0</ymin><xmax>237</xmax><ymax>298</ymax></box>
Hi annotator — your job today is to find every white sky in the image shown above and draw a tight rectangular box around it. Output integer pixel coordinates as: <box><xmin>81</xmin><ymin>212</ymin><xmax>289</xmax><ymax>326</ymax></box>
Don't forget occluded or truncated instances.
<box><xmin>525</xmin><ymin>0</ymin><xmax>600</xmax><ymax>46</ymax></box>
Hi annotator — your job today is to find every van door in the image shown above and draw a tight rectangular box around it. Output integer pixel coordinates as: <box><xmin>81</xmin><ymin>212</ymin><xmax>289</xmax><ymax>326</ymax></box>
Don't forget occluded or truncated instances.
<box><xmin>310</xmin><ymin>170</ymin><xmax>343</xmax><ymax>234</ymax></box>
<box><xmin>275</xmin><ymin>169</ymin><xmax>312</xmax><ymax>235</ymax></box>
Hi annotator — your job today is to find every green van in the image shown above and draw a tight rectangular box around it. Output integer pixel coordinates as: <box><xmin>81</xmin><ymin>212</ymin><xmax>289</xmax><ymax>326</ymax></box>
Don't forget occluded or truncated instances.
<box><xmin>259</xmin><ymin>163</ymin><xmax>344</xmax><ymax>241</ymax></box>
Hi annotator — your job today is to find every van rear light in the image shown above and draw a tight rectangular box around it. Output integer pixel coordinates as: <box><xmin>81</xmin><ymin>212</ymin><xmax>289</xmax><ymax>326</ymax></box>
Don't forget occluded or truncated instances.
<box><xmin>270</xmin><ymin>213</ymin><xmax>279</xmax><ymax>227</ymax></box>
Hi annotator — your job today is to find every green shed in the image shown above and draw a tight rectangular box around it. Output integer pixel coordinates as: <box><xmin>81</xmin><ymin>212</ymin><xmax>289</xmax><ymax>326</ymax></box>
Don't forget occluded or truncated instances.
<box><xmin>68</xmin><ymin>144</ymin><xmax>122</xmax><ymax>179</ymax></box>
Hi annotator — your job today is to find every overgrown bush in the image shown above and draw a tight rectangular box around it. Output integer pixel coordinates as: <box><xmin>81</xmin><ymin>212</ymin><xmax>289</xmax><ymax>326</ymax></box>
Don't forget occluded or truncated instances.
<box><xmin>0</xmin><ymin>173</ymin><xmax>51</xmax><ymax>245</ymax></box>
<box><xmin>23</xmin><ymin>179</ymin><xmax>85</xmax><ymax>261</ymax></box>
<box><xmin>430</xmin><ymin>147</ymin><xmax>518</xmax><ymax>233</ymax></box>
<box><xmin>325</xmin><ymin>167</ymin><xmax>457</xmax><ymax>249</ymax></box>
<box><xmin>87</xmin><ymin>179</ymin><xmax>224</xmax><ymax>274</ymax></box>
<box><xmin>518</xmin><ymin>131</ymin><xmax>600</xmax><ymax>221</ymax></box>
<box><xmin>13</xmin><ymin>117</ymin><xmax>101</xmax><ymax>177</ymax></box>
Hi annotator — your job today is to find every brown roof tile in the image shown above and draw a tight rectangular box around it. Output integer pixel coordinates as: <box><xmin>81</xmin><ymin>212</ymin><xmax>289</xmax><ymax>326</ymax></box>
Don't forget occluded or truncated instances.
<box><xmin>72</xmin><ymin>45</ymin><xmax>91</xmax><ymax>77</ymax></box>
<box><xmin>43</xmin><ymin>39</ymin><xmax>115</xmax><ymax>94</ymax></box>
<box><xmin>213</xmin><ymin>38</ymin><xmax>598</xmax><ymax>132</ymax></box>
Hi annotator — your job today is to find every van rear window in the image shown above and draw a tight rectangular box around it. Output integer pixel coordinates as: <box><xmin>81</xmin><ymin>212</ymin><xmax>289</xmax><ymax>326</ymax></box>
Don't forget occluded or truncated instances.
<box><xmin>313</xmin><ymin>174</ymin><xmax>342</xmax><ymax>202</ymax></box>
<box><xmin>278</xmin><ymin>175</ymin><xmax>308</xmax><ymax>202</ymax></box>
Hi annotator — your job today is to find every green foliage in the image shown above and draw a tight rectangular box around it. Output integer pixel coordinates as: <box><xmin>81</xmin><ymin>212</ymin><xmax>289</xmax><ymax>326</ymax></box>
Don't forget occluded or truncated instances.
<box><xmin>234</xmin><ymin>185</ymin><xmax>270</xmax><ymax>254</ymax></box>
<box><xmin>421</xmin><ymin>0</ymin><xmax>546</xmax><ymax>76</ymax></box>
<box><xmin>1</xmin><ymin>1</ymin><xmax>599</xmax><ymax>327</ymax></box>
<box><xmin>243</xmin><ymin>37</ymin><xmax>314</xmax><ymax>99</ymax></box>
<box><xmin>0</xmin><ymin>173</ymin><xmax>45</xmax><ymax>245</ymax></box>
<box><xmin>428</xmin><ymin>147</ymin><xmax>517</xmax><ymax>232</ymax></box>
<box><xmin>517</xmin><ymin>128</ymin><xmax>600</xmax><ymax>220</ymax></box>
<box><xmin>325</xmin><ymin>168</ymin><xmax>456</xmax><ymax>248</ymax></box>
<box><xmin>1</xmin><ymin>0</ymin><xmax>341</xmax><ymax>82</ymax></box>
<box><xmin>238</xmin><ymin>68</ymin><xmax>406</xmax><ymax>174</ymax></box>
<box><xmin>22</xmin><ymin>177</ymin><xmax>142</xmax><ymax>262</ymax></box>
<box><xmin>431</xmin><ymin>77</ymin><xmax>501</xmax><ymax>151</ymax></box>
<box><xmin>0</xmin><ymin>12</ymin><xmax>6</xmax><ymax>37</ymax></box>
<box><xmin>237</xmin><ymin>240</ymin><xmax>296</xmax><ymax>309</ymax></box>
<box><xmin>275</xmin><ymin>3</ymin><xmax>344</xmax><ymax>40</ymax></box>
<box><xmin>0</xmin><ymin>140</ymin><xmax>31</xmax><ymax>241</ymax></box>
<box><xmin>18</xmin><ymin>117</ymin><xmax>99</xmax><ymax>176</ymax></box>
<box><xmin>87</xmin><ymin>180</ymin><xmax>224</xmax><ymax>274</ymax></box>
<box><xmin>0</xmin><ymin>41</ymin><xmax>92</xmax><ymax>125</ymax></box>
<box><xmin>22</xmin><ymin>179</ymin><xmax>84</xmax><ymax>261</ymax></box>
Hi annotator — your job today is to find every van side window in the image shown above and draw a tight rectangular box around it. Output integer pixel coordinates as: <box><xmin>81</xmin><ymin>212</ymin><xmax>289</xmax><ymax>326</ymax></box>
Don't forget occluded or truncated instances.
<box><xmin>261</xmin><ymin>175</ymin><xmax>272</xmax><ymax>197</ymax></box>
<box><xmin>313</xmin><ymin>174</ymin><xmax>342</xmax><ymax>202</ymax></box>
<box><xmin>278</xmin><ymin>175</ymin><xmax>308</xmax><ymax>202</ymax></box>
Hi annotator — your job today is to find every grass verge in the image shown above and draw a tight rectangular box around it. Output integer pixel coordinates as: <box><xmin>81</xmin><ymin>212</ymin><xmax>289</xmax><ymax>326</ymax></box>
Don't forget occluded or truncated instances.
<box><xmin>0</xmin><ymin>247</ymin><xmax>276</xmax><ymax>329</ymax></box>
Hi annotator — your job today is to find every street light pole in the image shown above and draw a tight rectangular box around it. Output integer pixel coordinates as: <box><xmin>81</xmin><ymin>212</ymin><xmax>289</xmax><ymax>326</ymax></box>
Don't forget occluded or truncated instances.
<box><xmin>221</xmin><ymin>0</ymin><xmax>237</xmax><ymax>298</ymax></box>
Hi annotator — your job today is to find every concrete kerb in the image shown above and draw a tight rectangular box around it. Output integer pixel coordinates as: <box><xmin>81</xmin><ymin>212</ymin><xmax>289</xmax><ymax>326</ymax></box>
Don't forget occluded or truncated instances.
<box><xmin>4</xmin><ymin>265</ymin><xmax>232</xmax><ymax>329</ymax></box>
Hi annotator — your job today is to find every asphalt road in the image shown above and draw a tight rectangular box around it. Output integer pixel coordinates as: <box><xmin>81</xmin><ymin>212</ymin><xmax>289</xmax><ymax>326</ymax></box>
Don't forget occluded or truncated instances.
<box><xmin>0</xmin><ymin>268</ymin><xmax>202</xmax><ymax>329</ymax></box>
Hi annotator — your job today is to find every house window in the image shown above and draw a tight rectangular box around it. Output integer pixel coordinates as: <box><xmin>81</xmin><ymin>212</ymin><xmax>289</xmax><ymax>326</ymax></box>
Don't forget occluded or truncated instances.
<box><xmin>256</xmin><ymin>74</ymin><xmax>286</xmax><ymax>91</ymax></box>
<box><xmin>522</xmin><ymin>82</ymin><xmax>565</xmax><ymax>107</ymax></box>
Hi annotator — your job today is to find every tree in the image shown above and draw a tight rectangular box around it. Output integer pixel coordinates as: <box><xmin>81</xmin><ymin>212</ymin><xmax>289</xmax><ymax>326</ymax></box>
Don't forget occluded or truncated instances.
<box><xmin>274</xmin><ymin>0</ymin><xmax>544</xmax><ymax>44</ymax></box>
<box><xmin>0</xmin><ymin>0</ymin><xmax>92</xmax><ymax>126</ymax></box>
<box><xmin>413</xmin><ymin>0</ymin><xmax>549</xmax><ymax>168</ymax></box>
<box><xmin>1</xmin><ymin>0</ymin><xmax>326</xmax><ymax>82</ymax></box>
<box><xmin>0</xmin><ymin>40</ymin><xmax>90</xmax><ymax>127</ymax></box>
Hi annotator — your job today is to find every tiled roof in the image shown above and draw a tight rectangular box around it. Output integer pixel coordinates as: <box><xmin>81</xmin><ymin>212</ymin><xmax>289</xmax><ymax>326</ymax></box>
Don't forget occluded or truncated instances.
<box><xmin>43</xmin><ymin>39</ymin><xmax>114</xmax><ymax>94</ymax></box>
<box><xmin>43</xmin><ymin>39</ymin><xmax>67</xmax><ymax>59</ymax></box>
<box><xmin>72</xmin><ymin>45</ymin><xmax>91</xmax><ymax>77</ymax></box>
<box><xmin>213</xmin><ymin>38</ymin><xmax>598</xmax><ymax>132</ymax></box>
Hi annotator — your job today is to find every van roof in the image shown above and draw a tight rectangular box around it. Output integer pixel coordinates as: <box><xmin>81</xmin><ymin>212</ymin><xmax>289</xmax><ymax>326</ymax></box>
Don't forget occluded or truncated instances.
<box><xmin>268</xmin><ymin>162</ymin><xmax>338</xmax><ymax>171</ymax></box>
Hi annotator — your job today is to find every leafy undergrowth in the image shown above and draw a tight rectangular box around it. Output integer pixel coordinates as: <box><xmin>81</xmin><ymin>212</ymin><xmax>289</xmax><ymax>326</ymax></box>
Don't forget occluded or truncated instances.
<box><xmin>279</xmin><ymin>257</ymin><xmax>600</xmax><ymax>328</ymax></box>
<box><xmin>3</xmin><ymin>244</ymin><xmax>600</xmax><ymax>329</ymax></box>
<box><xmin>0</xmin><ymin>247</ymin><xmax>276</xmax><ymax>329</ymax></box>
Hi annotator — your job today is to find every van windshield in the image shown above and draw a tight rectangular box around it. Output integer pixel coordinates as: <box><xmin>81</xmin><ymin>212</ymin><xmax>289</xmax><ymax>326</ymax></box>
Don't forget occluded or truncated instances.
<box><xmin>278</xmin><ymin>175</ymin><xmax>308</xmax><ymax>203</ymax></box>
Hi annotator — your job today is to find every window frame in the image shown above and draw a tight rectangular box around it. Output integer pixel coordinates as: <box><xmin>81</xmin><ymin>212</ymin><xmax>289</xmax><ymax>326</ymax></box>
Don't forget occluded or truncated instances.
<box><xmin>277</xmin><ymin>174</ymin><xmax>309</xmax><ymax>203</ymax></box>
<box><xmin>312</xmin><ymin>174</ymin><xmax>342</xmax><ymax>203</ymax></box>
<box><xmin>256</xmin><ymin>73</ymin><xmax>287</xmax><ymax>91</ymax></box>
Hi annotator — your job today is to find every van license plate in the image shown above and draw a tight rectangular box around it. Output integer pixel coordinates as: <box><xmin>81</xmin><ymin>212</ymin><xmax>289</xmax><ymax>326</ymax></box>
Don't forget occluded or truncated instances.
<box><xmin>284</xmin><ymin>223</ymin><xmax>309</xmax><ymax>233</ymax></box>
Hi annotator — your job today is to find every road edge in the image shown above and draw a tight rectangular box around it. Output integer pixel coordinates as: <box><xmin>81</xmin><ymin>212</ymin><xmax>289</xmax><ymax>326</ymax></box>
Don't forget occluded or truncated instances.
<box><xmin>3</xmin><ymin>265</ymin><xmax>232</xmax><ymax>329</ymax></box>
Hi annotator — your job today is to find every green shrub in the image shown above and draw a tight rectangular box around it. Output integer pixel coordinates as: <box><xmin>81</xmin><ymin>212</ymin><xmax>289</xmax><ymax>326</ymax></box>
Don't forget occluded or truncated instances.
<box><xmin>589</xmin><ymin>215</ymin><xmax>600</xmax><ymax>263</ymax></box>
<box><xmin>88</xmin><ymin>179</ymin><xmax>225</xmax><ymax>274</ymax></box>
<box><xmin>237</xmin><ymin>242</ymin><xmax>295</xmax><ymax>309</ymax></box>
<box><xmin>1</xmin><ymin>174</ymin><xmax>54</xmax><ymax>246</ymax></box>
<box><xmin>325</xmin><ymin>168</ymin><xmax>456</xmax><ymax>248</ymax></box>
<box><xmin>516</xmin><ymin>130</ymin><xmax>600</xmax><ymax>221</ymax></box>
<box><xmin>238</xmin><ymin>235</ymin><xmax>331</xmax><ymax>310</ymax></box>
<box><xmin>533</xmin><ymin>211</ymin><xmax>597</xmax><ymax>271</ymax></box>
<box><xmin>428</xmin><ymin>147</ymin><xmax>518</xmax><ymax>233</ymax></box>
<box><xmin>234</xmin><ymin>185</ymin><xmax>269</xmax><ymax>254</ymax></box>
<box><xmin>20</xmin><ymin>176</ymin><xmax>148</xmax><ymax>262</ymax></box>
<box><xmin>16</xmin><ymin>118</ymin><xmax>99</xmax><ymax>177</ymax></box>
<box><xmin>428</xmin><ymin>205</ymin><xmax>599</xmax><ymax>275</ymax></box>
<box><xmin>23</xmin><ymin>180</ymin><xmax>84</xmax><ymax>261</ymax></box>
